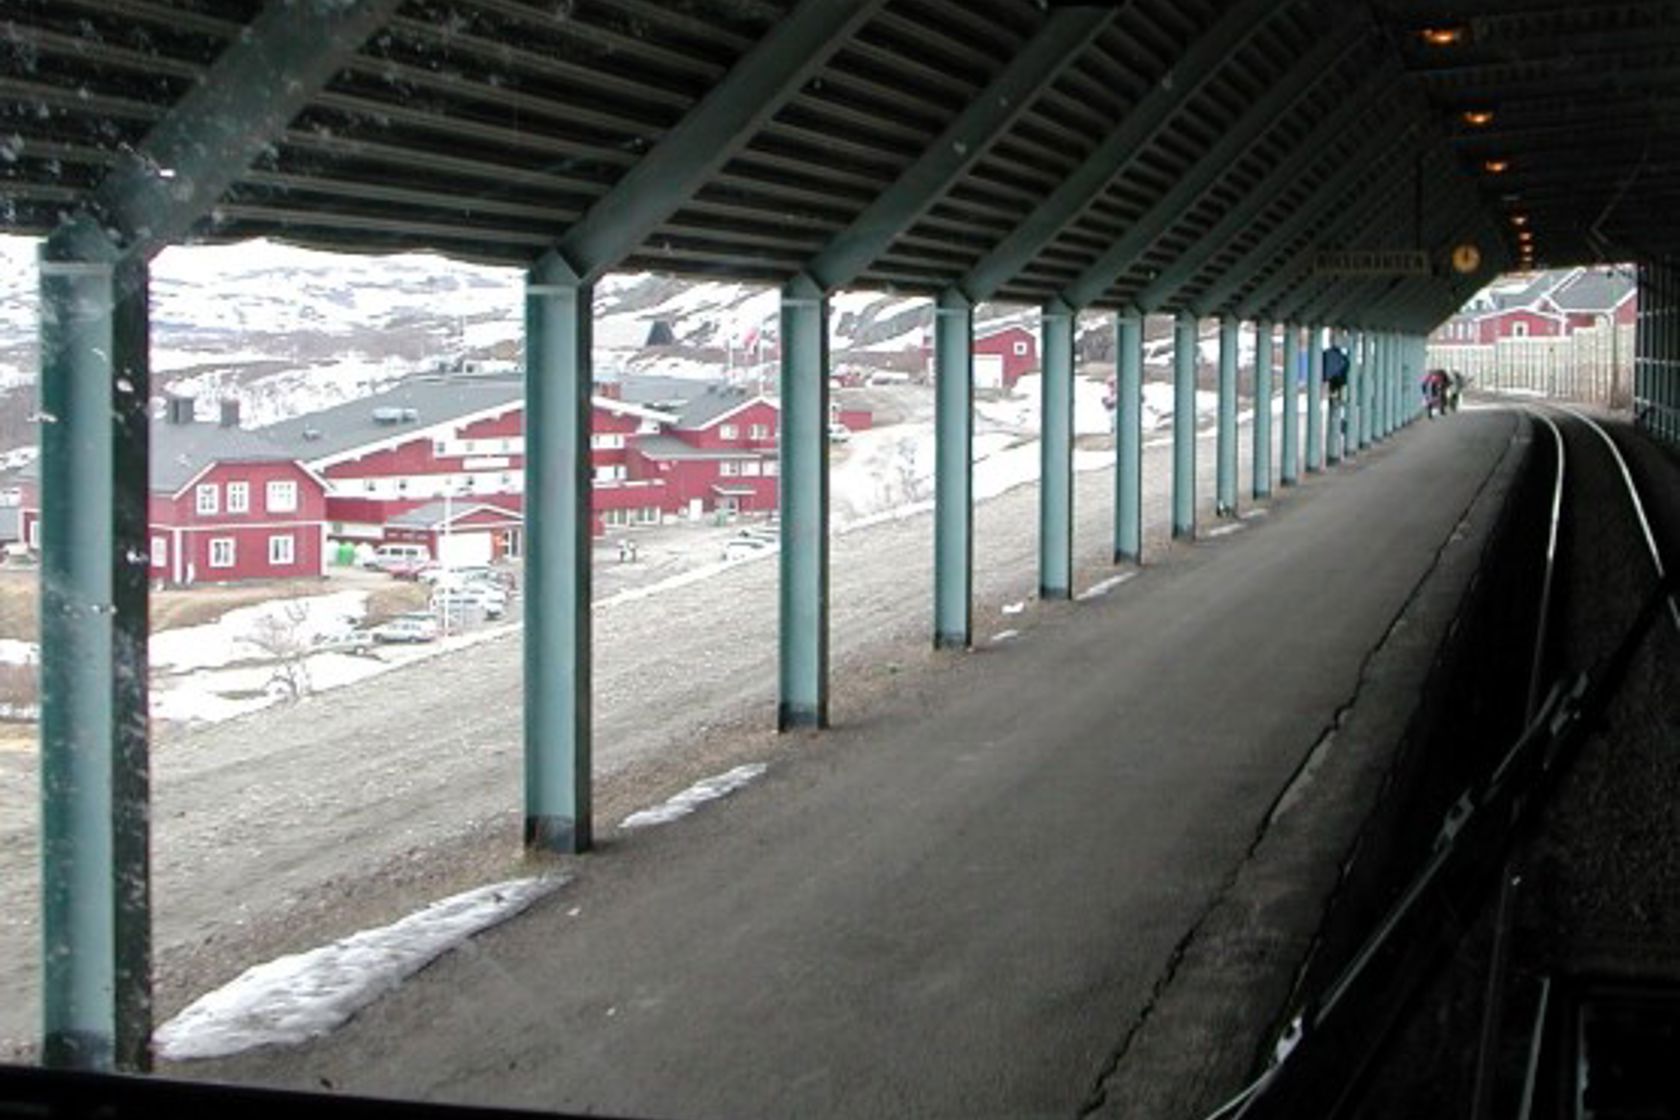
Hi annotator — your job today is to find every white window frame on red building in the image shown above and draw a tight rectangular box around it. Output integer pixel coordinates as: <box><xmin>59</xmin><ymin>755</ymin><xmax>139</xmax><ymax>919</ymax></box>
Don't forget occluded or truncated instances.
<box><xmin>719</xmin><ymin>460</ymin><xmax>742</xmax><ymax>477</ymax></box>
<box><xmin>268</xmin><ymin>533</ymin><xmax>295</xmax><ymax>566</ymax></box>
<box><xmin>720</xmin><ymin>423</ymin><xmax>739</xmax><ymax>440</ymax></box>
<box><xmin>196</xmin><ymin>483</ymin><xmax>218</xmax><ymax>515</ymax></box>
<box><xmin>266</xmin><ymin>479</ymin><xmax>298</xmax><ymax>513</ymax></box>
<box><xmin>209</xmin><ymin>538</ymin><xmax>235</xmax><ymax>569</ymax></box>
<box><xmin>749</xmin><ymin>423</ymin><xmax>770</xmax><ymax>440</ymax></box>
<box><xmin>150</xmin><ymin>536</ymin><xmax>166</xmax><ymax>568</ymax></box>
<box><xmin>226</xmin><ymin>480</ymin><xmax>249</xmax><ymax>513</ymax></box>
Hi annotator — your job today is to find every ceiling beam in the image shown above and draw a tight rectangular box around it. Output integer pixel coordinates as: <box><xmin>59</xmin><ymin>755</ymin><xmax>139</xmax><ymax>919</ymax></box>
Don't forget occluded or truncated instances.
<box><xmin>1057</xmin><ymin>20</ymin><xmax>1369</xmax><ymax>310</ymax></box>
<box><xmin>555</xmin><ymin>0</ymin><xmax>886</xmax><ymax>281</ymax></box>
<box><xmin>1208</xmin><ymin>115</ymin><xmax>1433</xmax><ymax>317</ymax></box>
<box><xmin>1130</xmin><ymin>61</ymin><xmax>1407</xmax><ymax>315</ymax></box>
<box><xmin>956</xmin><ymin>0</ymin><xmax>1286</xmax><ymax>301</ymax></box>
<box><xmin>803</xmin><ymin>4</ymin><xmax>1113</xmax><ymax>291</ymax></box>
<box><xmin>76</xmin><ymin>0</ymin><xmax>402</xmax><ymax>262</ymax></box>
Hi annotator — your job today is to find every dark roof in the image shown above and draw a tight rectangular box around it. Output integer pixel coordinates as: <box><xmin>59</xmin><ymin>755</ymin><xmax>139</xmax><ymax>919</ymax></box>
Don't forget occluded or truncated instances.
<box><xmin>616</xmin><ymin>375</ymin><xmax>724</xmax><ymax>412</ymax></box>
<box><xmin>156</xmin><ymin>422</ymin><xmax>300</xmax><ymax>493</ymax></box>
<box><xmin>255</xmin><ymin>375</ymin><xmax>525</xmax><ymax>462</ymax></box>
<box><xmin>674</xmin><ymin>387</ymin><xmax>772</xmax><ymax>430</ymax></box>
<box><xmin>32</xmin><ymin>1</ymin><xmax>1675</xmax><ymax>330</ymax></box>
<box><xmin>1549</xmin><ymin>268</ymin><xmax>1636</xmax><ymax>313</ymax></box>
<box><xmin>635</xmin><ymin>436</ymin><xmax>773</xmax><ymax>462</ymax></box>
<box><xmin>387</xmin><ymin>500</ymin><xmax>521</xmax><ymax>529</ymax></box>
<box><xmin>1488</xmin><ymin>273</ymin><xmax>1560</xmax><ymax>312</ymax></box>
<box><xmin>20</xmin><ymin>419</ymin><xmax>295</xmax><ymax>493</ymax></box>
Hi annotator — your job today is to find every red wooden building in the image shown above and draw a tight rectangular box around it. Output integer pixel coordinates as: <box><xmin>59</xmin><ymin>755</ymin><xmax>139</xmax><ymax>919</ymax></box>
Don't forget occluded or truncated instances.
<box><xmin>256</xmin><ymin>375</ymin><xmax>679</xmax><ymax>541</ymax></box>
<box><xmin>626</xmin><ymin>386</ymin><xmax>780</xmax><ymax>517</ymax></box>
<box><xmin>975</xmin><ymin>322</ymin><xmax>1040</xmax><ymax>388</ymax></box>
<box><xmin>19</xmin><ymin>399</ymin><xmax>329</xmax><ymax>585</ymax></box>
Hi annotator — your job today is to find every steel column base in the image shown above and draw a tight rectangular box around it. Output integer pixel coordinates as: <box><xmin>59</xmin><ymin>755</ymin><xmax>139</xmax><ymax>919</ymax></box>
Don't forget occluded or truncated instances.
<box><xmin>933</xmin><ymin>632</ymin><xmax>969</xmax><ymax>651</ymax></box>
<box><xmin>524</xmin><ymin>814</ymin><xmax>589</xmax><ymax>854</ymax></box>
<box><xmin>42</xmin><ymin>1031</ymin><xmax>112</xmax><ymax>1072</ymax></box>
<box><xmin>777</xmin><ymin>703</ymin><xmax>827</xmax><ymax>731</ymax></box>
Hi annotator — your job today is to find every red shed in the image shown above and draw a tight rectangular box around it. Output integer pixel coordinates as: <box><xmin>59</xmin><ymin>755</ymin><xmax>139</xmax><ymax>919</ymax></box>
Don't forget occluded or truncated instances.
<box><xmin>975</xmin><ymin>323</ymin><xmax>1039</xmax><ymax>388</ymax></box>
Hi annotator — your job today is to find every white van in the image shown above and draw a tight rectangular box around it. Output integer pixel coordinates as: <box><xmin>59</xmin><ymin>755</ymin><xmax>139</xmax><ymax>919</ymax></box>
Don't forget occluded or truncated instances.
<box><xmin>364</xmin><ymin>542</ymin><xmax>431</xmax><ymax>573</ymax></box>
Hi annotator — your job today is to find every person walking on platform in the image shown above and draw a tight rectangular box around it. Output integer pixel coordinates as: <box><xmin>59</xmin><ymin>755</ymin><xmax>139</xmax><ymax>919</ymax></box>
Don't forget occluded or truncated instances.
<box><xmin>1421</xmin><ymin>368</ymin><xmax>1449</xmax><ymax>418</ymax></box>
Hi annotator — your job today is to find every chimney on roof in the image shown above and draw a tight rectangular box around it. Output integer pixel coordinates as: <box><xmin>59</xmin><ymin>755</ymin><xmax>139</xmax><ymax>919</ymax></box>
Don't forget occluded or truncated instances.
<box><xmin>166</xmin><ymin>396</ymin><xmax>194</xmax><ymax>425</ymax></box>
<box><xmin>219</xmin><ymin>399</ymin><xmax>240</xmax><ymax>428</ymax></box>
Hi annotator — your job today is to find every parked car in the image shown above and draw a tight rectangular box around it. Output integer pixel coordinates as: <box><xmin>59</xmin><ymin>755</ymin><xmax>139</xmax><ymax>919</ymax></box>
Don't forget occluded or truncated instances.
<box><xmin>430</xmin><ymin>584</ymin><xmax>506</xmax><ymax>619</ymax></box>
<box><xmin>311</xmin><ymin>624</ymin><xmax>374</xmax><ymax>655</ymax></box>
<box><xmin>364</xmin><ymin>543</ymin><xmax>432</xmax><ymax>577</ymax></box>
<box><xmin>722</xmin><ymin>536</ymin><xmax>777</xmax><ymax>562</ymax></box>
<box><xmin>423</xmin><ymin>564</ymin><xmax>515</xmax><ymax>592</ymax></box>
<box><xmin>827</xmin><ymin>422</ymin><xmax>851</xmax><ymax>443</ymax></box>
<box><xmin>371</xmin><ymin>612</ymin><xmax>440</xmax><ymax>643</ymax></box>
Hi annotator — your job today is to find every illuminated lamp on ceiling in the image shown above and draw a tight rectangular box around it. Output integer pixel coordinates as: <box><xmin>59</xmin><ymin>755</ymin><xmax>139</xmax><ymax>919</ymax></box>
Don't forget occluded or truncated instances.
<box><xmin>1419</xmin><ymin>26</ymin><xmax>1467</xmax><ymax>46</ymax></box>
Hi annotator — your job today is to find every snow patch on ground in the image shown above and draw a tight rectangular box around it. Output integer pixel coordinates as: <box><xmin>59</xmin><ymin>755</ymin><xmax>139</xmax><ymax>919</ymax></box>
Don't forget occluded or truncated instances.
<box><xmin>149</xmin><ymin>591</ymin><xmax>369</xmax><ymax>673</ymax></box>
<box><xmin>0</xmin><ymin>639</ymin><xmax>36</xmax><ymax>666</ymax></box>
<box><xmin>1077</xmin><ymin>573</ymin><xmax>1136</xmax><ymax>601</ymax></box>
<box><xmin>153</xmin><ymin>876</ymin><xmax>567</xmax><ymax>1061</ymax></box>
<box><xmin>620</xmin><ymin>763</ymin><xmax>769</xmax><ymax>830</ymax></box>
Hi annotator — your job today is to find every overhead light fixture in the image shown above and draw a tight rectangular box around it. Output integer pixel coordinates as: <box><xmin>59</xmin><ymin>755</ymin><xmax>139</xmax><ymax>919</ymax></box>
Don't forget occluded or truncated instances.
<box><xmin>1419</xmin><ymin>26</ymin><xmax>1467</xmax><ymax>46</ymax></box>
<box><xmin>1510</xmin><ymin>213</ymin><xmax>1528</xmax><ymax>227</ymax></box>
<box><xmin>1462</xmin><ymin>109</ymin><xmax>1495</xmax><ymax>127</ymax></box>
<box><xmin>1483</xmin><ymin>158</ymin><xmax>1510</xmax><ymax>174</ymax></box>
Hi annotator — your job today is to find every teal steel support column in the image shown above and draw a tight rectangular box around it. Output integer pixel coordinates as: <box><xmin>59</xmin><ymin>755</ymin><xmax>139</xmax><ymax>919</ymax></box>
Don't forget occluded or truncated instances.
<box><xmin>1173</xmin><ymin>312</ymin><xmax>1198</xmax><ymax>538</ymax></box>
<box><xmin>1281</xmin><ymin>323</ymin><xmax>1301</xmax><ymax>486</ymax></box>
<box><xmin>1306</xmin><ymin>327</ymin><xmax>1325</xmax><ymax>472</ymax></box>
<box><xmin>1040</xmin><ymin>300</ymin><xmax>1075</xmax><ymax>599</ymax></box>
<box><xmin>1216</xmin><ymin>317</ymin><xmax>1239</xmax><ymax>516</ymax></box>
<box><xmin>933</xmin><ymin>290</ymin><xmax>972</xmax><ymax>649</ymax></box>
<box><xmin>1326</xmin><ymin>331</ymin><xmax>1344</xmax><ymax>467</ymax></box>
<box><xmin>778</xmin><ymin>274</ymin><xmax>829</xmax><ymax>728</ymax></box>
<box><xmin>523</xmin><ymin>253</ymin><xmax>592</xmax><ymax>854</ymax></box>
<box><xmin>1382</xmin><ymin>333</ymin><xmax>1396</xmax><ymax>437</ymax></box>
<box><xmin>1358</xmin><ymin>331</ymin><xmax>1375</xmax><ymax>450</ymax></box>
<box><xmin>1253</xmin><ymin>320</ymin><xmax>1273</xmax><ymax>500</ymax></box>
<box><xmin>38</xmin><ymin>230</ymin><xmax>152</xmax><ymax>1072</ymax></box>
<box><xmin>1343</xmin><ymin>330</ymin><xmax>1360</xmax><ymax>460</ymax></box>
<box><xmin>1116</xmin><ymin>310</ymin><xmax>1144</xmax><ymax>562</ymax></box>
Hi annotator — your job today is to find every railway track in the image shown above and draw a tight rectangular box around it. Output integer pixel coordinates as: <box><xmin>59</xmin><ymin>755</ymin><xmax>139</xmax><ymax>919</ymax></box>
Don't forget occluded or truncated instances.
<box><xmin>1210</xmin><ymin>404</ymin><xmax>1678</xmax><ymax>1119</ymax></box>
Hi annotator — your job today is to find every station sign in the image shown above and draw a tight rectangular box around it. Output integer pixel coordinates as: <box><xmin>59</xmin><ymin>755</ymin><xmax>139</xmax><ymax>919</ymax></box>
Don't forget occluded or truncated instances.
<box><xmin>1312</xmin><ymin>250</ymin><xmax>1433</xmax><ymax>276</ymax></box>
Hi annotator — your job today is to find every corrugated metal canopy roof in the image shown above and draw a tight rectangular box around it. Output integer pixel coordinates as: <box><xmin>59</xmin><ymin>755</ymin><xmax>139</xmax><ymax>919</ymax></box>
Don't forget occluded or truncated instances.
<box><xmin>3</xmin><ymin>0</ymin><xmax>1676</xmax><ymax>332</ymax></box>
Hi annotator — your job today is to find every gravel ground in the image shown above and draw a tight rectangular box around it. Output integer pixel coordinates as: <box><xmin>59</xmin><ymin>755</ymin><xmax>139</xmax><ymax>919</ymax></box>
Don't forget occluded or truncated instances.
<box><xmin>0</xmin><ymin>404</ymin><xmax>1303</xmax><ymax>1057</ymax></box>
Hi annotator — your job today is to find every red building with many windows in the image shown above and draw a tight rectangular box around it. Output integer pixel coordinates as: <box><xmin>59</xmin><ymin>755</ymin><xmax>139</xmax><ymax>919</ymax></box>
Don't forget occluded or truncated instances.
<box><xmin>18</xmin><ymin>400</ymin><xmax>328</xmax><ymax>585</ymax></box>
<box><xmin>256</xmin><ymin>375</ymin><xmax>679</xmax><ymax>542</ymax></box>
<box><xmin>626</xmin><ymin>387</ymin><xmax>780</xmax><ymax>517</ymax></box>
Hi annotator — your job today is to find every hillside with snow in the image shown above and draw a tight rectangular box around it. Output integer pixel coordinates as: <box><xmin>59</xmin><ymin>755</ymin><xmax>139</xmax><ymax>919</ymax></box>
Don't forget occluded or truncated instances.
<box><xmin>0</xmin><ymin>233</ymin><xmax>1205</xmax><ymax>462</ymax></box>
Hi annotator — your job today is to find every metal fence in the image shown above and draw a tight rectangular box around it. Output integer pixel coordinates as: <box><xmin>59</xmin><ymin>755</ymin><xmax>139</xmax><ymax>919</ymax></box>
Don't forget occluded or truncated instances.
<box><xmin>1427</xmin><ymin>323</ymin><xmax>1634</xmax><ymax>406</ymax></box>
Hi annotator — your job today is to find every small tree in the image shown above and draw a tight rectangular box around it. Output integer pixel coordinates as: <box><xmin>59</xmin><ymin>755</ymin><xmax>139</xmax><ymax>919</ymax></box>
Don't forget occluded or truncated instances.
<box><xmin>249</xmin><ymin>601</ymin><xmax>313</xmax><ymax>704</ymax></box>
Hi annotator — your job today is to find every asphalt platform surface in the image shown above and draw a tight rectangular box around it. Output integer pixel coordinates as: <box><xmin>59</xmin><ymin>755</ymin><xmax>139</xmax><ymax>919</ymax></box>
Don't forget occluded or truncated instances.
<box><xmin>191</xmin><ymin>411</ymin><xmax>1523</xmax><ymax>1119</ymax></box>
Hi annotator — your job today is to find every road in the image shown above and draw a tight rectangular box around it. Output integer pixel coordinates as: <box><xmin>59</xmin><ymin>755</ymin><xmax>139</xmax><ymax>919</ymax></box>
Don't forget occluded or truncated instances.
<box><xmin>191</xmin><ymin>412</ymin><xmax>1522</xmax><ymax>1118</ymax></box>
<box><xmin>0</xmin><ymin>403</ymin><xmax>1285</xmax><ymax>1054</ymax></box>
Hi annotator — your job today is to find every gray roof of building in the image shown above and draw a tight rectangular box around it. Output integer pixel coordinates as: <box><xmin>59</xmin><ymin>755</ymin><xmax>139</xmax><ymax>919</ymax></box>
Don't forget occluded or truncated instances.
<box><xmin>634</xmin><ymin>435</ymin><xmax>773</xmax><ymax>462</ymax></box>
<box><xmin>673</xmin><ymin>386</ymin><xmax>769</xmax><ymax>430</ymax></box>
<box><xmin>19</xmin><ymin>419</ymin><xmax>294</xmax><ymax>493</ymax></box>
<box><xmin>616</xmin><ymin>375</ymin><xmax>724</xmax><ymax>411</ymax></box>
<box><xmin>387</xmin><ymin>499</ymin><xmax>521</xmax><ymax>529</ymax></box>
<box><xmin>256</xmin><ymin>375</ymin><xmax>525</xmax><ymax>461</ymax></box>
<box><xmin>1489</xmin><ymin>273</ymin><xmax>1563</xmax><ymax>312</ymax></box>
<box><xmin>1549</xmin><ymin>269</ymin><xmax>1635</xmax><ymax>312</ymax></box>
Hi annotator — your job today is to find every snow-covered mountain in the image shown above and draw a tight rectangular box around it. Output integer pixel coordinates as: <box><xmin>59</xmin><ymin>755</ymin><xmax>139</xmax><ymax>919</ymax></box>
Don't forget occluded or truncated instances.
<box><xmin>0</xmin><ymin>235</ymin><xmax>977</xmax><ymax>451</ymax></box>
<box><xmin>0</xmin><ymin>233</ymin><xmax>1154</xmax><ymax>460</ymax></box>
